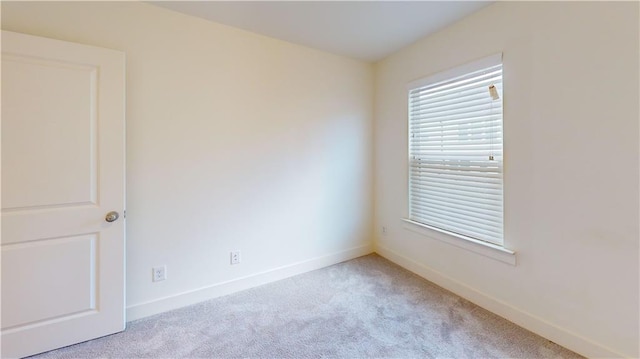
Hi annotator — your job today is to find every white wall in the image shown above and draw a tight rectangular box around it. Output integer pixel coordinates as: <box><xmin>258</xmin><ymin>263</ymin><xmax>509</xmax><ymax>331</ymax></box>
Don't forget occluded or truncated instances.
<box><xmin>374</xmin><ymin>2</ymin><xmax>639</xmax><ymax>357</ymax></box>
<box><xmin>2</xmin><ymin>1</ymin><xmax>374</xmax><ymax>318</ymax></box>
<box><xmin>3</xmin><ymin>1</ymin><xmax>639</xmax><ymax>357</ymax></box>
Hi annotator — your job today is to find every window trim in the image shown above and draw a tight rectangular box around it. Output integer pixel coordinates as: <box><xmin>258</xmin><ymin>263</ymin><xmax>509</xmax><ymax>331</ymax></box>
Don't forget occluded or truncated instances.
<box><xmin>404</xmin><ymin>53</ymin><xmax>515</xmax><ymax>263</ymax></box>
<box><xmin>402</xmin><ymin>219</ymin><xmax>516</xmax><ymax>266</ymax></box>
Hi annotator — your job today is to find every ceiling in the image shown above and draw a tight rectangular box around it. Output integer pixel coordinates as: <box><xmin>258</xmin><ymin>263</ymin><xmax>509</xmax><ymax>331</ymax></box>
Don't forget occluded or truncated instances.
<box><xmin>149</xmin><ymin>1</ymin><xmax>493</xmax><ymax>62</ymax></box>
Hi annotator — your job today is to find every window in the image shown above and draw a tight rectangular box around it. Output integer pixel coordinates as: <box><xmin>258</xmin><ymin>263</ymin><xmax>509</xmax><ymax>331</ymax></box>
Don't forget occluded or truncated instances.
<box><xmin>408</xmin><ymin>54</ymin><xmax>503</xmax><ymax>246</ymax></box>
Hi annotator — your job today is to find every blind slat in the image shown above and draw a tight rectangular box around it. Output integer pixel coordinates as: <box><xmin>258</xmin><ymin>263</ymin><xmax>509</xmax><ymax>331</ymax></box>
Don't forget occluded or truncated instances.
<box><xmin>409</xmin><ymin>210</ymin><xmax>503</xmax><ymax>239</ymax></box>
<box><xmin>410</xmin><ymin>181</ymin><xmax>503</xmax><ymax>199</ymax></box>
<box><xmin>409</xmin><ymin>210</ymin><xmax>503</xmax><ymax>242</ymax></box>
<box><xmin>410</xmin><ymin>115</ymin><xmax>502</xmax><ymax>130</ymax></box>
<box><xmin>411</xmin><ymin>191</ymin><xmax>503</xmax><ymax>211</ymax></box>
<box><xmin>410</xmin><ymin>200</ymin><xmax>503</xmax><ymax>225</ymax></box>
<box><xmin>410</xmin><ymin>68</ymin><xmax>502</xmax><ymax>99</ymax></box>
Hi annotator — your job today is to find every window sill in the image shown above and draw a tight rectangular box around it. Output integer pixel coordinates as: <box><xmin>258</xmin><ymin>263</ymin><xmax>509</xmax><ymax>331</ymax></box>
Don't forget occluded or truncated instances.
<box><xmin>401</xmin><ymin>219</ymin><xmax>516</xmax><ymax>266</ymax></box>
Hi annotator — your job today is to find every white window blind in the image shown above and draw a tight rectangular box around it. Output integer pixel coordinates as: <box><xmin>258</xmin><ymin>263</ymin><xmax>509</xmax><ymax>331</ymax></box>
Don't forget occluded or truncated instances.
<box><xmin>408</xmin><ymin>55</ymin><xmax>503</xmax><ymax>245</ymax></box>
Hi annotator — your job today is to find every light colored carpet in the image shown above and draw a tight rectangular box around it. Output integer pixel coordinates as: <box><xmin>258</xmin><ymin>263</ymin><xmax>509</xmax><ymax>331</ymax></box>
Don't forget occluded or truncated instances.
<box><xmin>30</xmin><ymin>254</ymin><xmax>582</xmax><ymax>358</ymax></box>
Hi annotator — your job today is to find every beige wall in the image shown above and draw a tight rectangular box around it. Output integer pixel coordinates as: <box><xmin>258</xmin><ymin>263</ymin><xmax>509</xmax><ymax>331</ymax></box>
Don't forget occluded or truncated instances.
<box><xmin>374</xmin><ymin>2</ymin><xmax>639</xmax><ymax>357</ymax></box>
<box><xmin>2</xmin><ymin>1</ymin><xmax>374</xmax><ymax>318</ymax></box>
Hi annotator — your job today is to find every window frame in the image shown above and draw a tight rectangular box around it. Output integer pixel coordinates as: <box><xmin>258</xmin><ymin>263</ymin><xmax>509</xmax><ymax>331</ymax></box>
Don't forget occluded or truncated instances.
<box><xmin>405</xmin><ymin>54</ymin><xmax>514</xmax><ymax>262</ymax></box>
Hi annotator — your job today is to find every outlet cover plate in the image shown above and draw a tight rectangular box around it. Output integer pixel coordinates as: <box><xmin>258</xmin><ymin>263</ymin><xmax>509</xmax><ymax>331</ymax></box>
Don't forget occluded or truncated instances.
<box><xmin>152</xmin><ymin>265</ymin><xmax>167</xmax><ymax>282</ymax></box>
<box><xmin>230</xmin><ymin>251</ymin><xmax>241</xmax><ymax>265</ymax></box>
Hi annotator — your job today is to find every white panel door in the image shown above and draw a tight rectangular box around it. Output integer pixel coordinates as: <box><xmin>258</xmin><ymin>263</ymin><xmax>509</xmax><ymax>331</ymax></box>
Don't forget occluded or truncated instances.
<box><xmin>1</xmin><ymin>31</ymin><xmax>125</xmax><ymax>359</ymax></box>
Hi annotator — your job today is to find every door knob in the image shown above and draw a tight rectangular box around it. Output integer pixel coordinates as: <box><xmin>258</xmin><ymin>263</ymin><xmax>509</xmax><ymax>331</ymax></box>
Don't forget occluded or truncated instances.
<box><xmin>105</xmin><ymin>211</ymin><xmax>119</xmax><ymax>223</ymax></box>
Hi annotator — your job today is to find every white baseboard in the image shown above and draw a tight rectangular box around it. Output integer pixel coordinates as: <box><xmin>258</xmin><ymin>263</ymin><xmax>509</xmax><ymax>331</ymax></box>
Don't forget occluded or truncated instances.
<box><xmin>375</xmin><ymin>245</ymin><xmax>625</xmax><ymax>359</ymax></box>
<box><xmin>126</xmin><ymin>244</ymin><xmax>373</xmax><ymax>322</ymax></box>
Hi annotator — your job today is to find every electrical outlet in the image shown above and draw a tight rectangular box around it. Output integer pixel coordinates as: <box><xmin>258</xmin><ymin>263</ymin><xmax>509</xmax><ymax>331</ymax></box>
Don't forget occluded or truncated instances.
<box><xmin>230</xmin><ymin>251</ymin><xmax>241</xmax><ymax>265</ymax></box>
<box><xmin>152</xmin><ymin>265</ymin><xmax>167</xmax><ymax>282</ymax></box>
<box><xmin>382</xmin><ymin>226</ymin><xmax>387</xmax><ymax>235</ymax></box>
